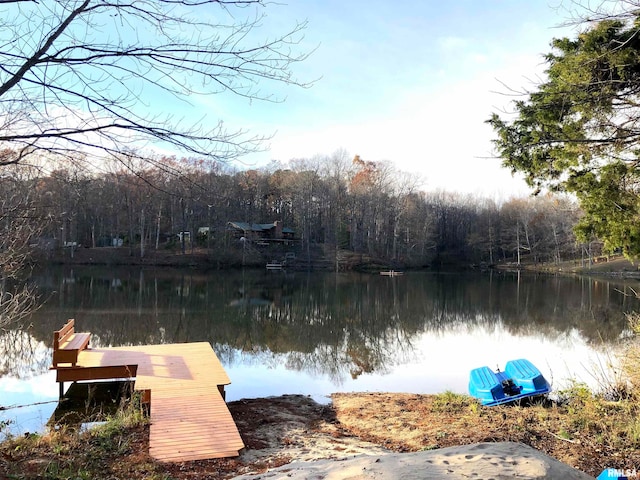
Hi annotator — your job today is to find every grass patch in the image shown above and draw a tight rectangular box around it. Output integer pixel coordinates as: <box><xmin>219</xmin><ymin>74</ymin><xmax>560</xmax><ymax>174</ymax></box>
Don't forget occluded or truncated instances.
<box><xmin>0</xmin><ymin>392</ymin><xmax>162</xmax><ymax>480</ymax></box>
<box><xmin>430</xmin><ymin>391</ymin><xmax>475</xmax><ymax>413</ymax></box>
<box><xmin>622</xmin><ymin>313</ymin><xmax>640</xmax><ymax>390</ymax></box>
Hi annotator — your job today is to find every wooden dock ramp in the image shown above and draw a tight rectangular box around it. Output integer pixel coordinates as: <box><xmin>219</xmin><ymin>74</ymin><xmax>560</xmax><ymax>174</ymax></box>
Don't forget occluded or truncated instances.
<box><xmin>67</xmin><ymin>341</ymin><xmax>244</xmax><ymax>462</ymax></box>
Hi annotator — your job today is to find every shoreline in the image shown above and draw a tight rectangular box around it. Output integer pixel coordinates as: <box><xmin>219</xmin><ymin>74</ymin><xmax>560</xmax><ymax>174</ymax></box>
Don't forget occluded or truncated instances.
<box><xmin>5</xmin><ymin>391</ymin><xmax>636</xmax><ymax>479</ymax></box>
<box><xmin>180</xmin><ymin>391</ymin><xmax>633</xmax><ymax>479</ymax></box>
<box><xmin>43</xmin><ymin>245</ymin><xmax>640</xmax><ymax>279</ymax></box>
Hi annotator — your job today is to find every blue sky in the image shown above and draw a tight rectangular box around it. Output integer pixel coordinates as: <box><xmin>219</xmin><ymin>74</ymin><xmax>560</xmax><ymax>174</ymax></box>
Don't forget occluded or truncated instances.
<box><xmin>3</xmin><ymin>1</ymin><xmax>577</xmax><ymax>196</ymax></box>
<box><xmin>193</xmin><ymin>1</ymin><xmax>578</xmax><ymax>197</ymax></box>
<box><xmin>2</xmin><ymin>1</ymin><xmax>580</xmax><ymax>196</ymax></box>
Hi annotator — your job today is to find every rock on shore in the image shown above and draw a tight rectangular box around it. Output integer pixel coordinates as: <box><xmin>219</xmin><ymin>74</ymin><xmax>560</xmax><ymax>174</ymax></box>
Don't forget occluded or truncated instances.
<box><xmin>232</xmin><ymin>441</ymin><xmax>594</xmax><ymax>480</ymax></box>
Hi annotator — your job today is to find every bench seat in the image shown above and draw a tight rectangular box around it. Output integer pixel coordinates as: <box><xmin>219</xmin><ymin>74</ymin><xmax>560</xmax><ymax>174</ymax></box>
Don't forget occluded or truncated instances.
<box><xmin>53</xmin><ymin>332</ymin><xmax>91</xmax><ymax>366</ymax></box>
<box><xmin>52</xmin><ymin>320</ymin><xmax>91</xmax><ymax>367</ymax></box>
<box><xmin>61</xmin><ymin>332</ymin><xmax>91</xmax><ymax>351</ymax></box>
<box><xmin>51</xmin><ymin>320</ymin><xmax>146</xmax><ymax>399</ymax></box>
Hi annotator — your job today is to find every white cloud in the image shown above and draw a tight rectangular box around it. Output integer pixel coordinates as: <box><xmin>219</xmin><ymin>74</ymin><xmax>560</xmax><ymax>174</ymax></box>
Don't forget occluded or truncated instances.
<box><xmin>257</xmin><ymin>42</ymin><xmax>550</xmax><ymax>198</ymax></box>
<box><xmin>227</xmin><ymin>1</ymin><xmax>581</xmax><ymax>199</ymax></box>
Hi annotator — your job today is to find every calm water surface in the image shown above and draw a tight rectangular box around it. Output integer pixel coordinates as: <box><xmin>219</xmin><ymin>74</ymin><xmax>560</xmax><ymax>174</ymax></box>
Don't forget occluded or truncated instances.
<box><xmin>2</xmin><ymin>266</ymin><xmax>639</xmax><ymax>436</ymax></box>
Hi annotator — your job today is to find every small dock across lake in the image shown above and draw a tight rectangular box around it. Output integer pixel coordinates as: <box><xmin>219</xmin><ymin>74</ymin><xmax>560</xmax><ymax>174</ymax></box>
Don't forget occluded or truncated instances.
<box><xmin>380</xmin><ymin>270</ymin><xmax>403</xmax><ymax>277</ymax></box>
<box><xmin>52</xmin><ymin>324</ymin><xmax>244</xmax><ymax>462</ymax></box>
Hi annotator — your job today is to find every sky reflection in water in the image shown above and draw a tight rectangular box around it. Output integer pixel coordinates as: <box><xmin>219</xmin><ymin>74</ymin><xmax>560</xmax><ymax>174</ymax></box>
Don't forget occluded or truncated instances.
<box><xmin>223</xmin><ymin>322</ymin><xmax>614</xmax><ymax>404</ymax></box>
<box><xmin>0</xmin><ymin>371</ymin><xmax>59</xmax><ymax>438</ymax></box>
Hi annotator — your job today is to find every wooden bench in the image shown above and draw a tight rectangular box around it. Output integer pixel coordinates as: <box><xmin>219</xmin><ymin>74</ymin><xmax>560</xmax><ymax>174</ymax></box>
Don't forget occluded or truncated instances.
<box><xmin>51</xmin><ymin>320</ymin><xmax>145</xmax><ymax>400</ymax></box>
<box><xmin>51</xmin><ymin>320</ymin><xmax>144</xmax><ymax>399</ymax></box>
<box><xmin>53</xmin><ymin>319</ymin><xmax>91</xmax><ymax>368</ymax></box>
<box><xmin>52</xmin><ymin>319</ymin><xmax>91</xmax><ymax>367</ymax></box>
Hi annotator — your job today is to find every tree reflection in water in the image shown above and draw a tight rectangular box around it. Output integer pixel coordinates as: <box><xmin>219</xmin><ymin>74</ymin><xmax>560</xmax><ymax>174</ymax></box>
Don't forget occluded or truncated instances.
<box><xmin>4</xmin><ymin>267</ymin><xmax>639</xmax><ymax>387</ymax></box>
<box><xmin>0</xmin><ymin>328</ymin><xmax>50</xmax><ymax>379</ymax></box>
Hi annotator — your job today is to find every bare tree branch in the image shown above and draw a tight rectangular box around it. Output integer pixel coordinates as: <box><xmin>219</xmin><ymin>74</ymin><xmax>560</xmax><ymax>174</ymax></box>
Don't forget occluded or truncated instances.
<box><xmin>0</xmin><ymin>0</ymin><xmax>311</xmax><ymax>166</ymax></box>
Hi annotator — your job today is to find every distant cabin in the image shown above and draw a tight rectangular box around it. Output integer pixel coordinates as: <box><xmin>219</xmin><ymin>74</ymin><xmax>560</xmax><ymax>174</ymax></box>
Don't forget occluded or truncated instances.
<box><xmin>226</xmin><ymin>221</ymin><xmax>295</xmax><ymax>244</ymax></box>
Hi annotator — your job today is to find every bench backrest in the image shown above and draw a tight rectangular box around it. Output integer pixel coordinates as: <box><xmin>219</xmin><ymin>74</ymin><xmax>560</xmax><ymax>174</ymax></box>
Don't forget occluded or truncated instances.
<box><xmin>53</xmin><ymin>319</ymin><xmax>75</xmax><ymax>349</ymax></box>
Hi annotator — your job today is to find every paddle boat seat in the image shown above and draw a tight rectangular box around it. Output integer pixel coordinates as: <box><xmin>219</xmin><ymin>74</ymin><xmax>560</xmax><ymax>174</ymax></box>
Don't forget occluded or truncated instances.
<box><xmin>469</xmin><ymin>358</ymin><xmax>550</xmax><ymax>406</ymax></box>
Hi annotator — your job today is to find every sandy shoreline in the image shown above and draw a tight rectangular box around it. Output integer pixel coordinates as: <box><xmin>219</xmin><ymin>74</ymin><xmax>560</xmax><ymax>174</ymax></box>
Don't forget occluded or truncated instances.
<box><xmin>159</xmin><ymin>394</ymin><xmax>599</xmax><ymax>480</ymax></box>
<box><xmin>232</xmin><ymin>442</ymin><xmax>594</xmax><ymax>480</ymax></box>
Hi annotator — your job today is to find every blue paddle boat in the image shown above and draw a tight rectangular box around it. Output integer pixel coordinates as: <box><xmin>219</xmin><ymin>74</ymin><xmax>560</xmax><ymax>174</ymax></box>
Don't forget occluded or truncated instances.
<box><xmin>469</xmin><ymin>358</ymin><xmax>551</xmax><ymax>406</ymax></box>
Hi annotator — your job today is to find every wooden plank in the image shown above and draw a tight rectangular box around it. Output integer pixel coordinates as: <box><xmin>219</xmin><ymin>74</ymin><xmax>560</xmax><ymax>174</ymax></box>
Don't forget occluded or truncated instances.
<box><xmin>150</xmin><ymin>436</ymin><xmax>244</xmax><ymax>448</ymax></box>
<box><xmin>149</xmin><ymin>426</ymin><xmax>244</xmax><ymax>438</ymax></box>
<box><xmin>149</xmin><ymin>414</ymin><xmax>238</xmax><ymax>426</ymax></box>
<box><xmin>151</xmin><ymin>427</ymin><xmax>240</xmax><ymax>437</ymax></box>
<box><xmin>52</xmin><ymin>349</ymin><xmax>81</xmax><ymax>366</ymax></box>
<box><xmin>151</xmin><ymin>451</ymin><xmax>240</xmax><ymax>462</ymax></box>
<box><xmin>60</xmin><ymin>332</ymin><xmax>90</xmax><ymax>351</ymax></box>
<box><xmin>149</xmin><ymin>433</ymin><xmax>244</xmax><ymax>444</ymax></box>
<box><xmin>56</xmin><ymin>364</ymin><xmax>138</xmax><ymax>382</ymax></box>
<box><xmin>53</xmin><ymin>319</ymin><xmax>75</xmax><ymax>346</ymax></box>
<box><xmin>65</xmin><ymin>341</ymin><xmax>244</xmax><ymax>462</ymax></box>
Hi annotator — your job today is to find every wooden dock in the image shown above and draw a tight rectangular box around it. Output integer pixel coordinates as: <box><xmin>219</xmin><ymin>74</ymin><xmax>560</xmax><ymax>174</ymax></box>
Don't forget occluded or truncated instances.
<box><xmin>55</xmin><ymin>341</ymin><xmax>244</xmax><ymax>462</ymax></box>
<box><xmin>380</xmin><ymin>270</ymin><xmax>403</xmax><ymax>277</ymax></box>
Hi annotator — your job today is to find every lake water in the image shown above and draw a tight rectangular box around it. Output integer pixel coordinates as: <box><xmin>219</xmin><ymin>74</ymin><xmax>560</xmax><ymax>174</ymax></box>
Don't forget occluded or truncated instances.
<box><xmin>2</xmin><ymin>266</ymin><xmax>640</xmax><ymax>437</ymax></box>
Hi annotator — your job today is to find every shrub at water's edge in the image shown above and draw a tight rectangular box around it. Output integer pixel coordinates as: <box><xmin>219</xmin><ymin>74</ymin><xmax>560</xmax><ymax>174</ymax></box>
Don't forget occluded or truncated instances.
<box><xmin>622</xmin><ymin>313</ymin><xmax>640</xmax><ymax>390</ymax></box>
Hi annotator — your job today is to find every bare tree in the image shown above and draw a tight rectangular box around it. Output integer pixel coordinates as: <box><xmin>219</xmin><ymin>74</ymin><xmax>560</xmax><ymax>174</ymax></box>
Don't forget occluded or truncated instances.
<box><xmin>0</xmin><ymin>0</ymin><xmax>309</xmax><ymax>326</ymax></box>
<box><xmin>0</xmin><ymin>0</ymin><xmax>310</xmax><ymax>170</ymax></box>
<box><xmin>0</xmin><ymin>164</ymin><xmax>42</xmax><ymax>329</ymax></box>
